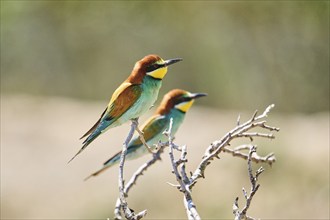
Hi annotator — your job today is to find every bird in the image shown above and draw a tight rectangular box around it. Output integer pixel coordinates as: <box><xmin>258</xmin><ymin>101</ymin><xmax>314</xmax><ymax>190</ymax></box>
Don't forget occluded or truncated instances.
<box><xmin>85</xmin><ymin>89</ymin><xmax>207</xmax><ymax>180</ymax></box>
<box><xmin>68</xmin><ymin>55</ymin><xmax>183</xmax><ymax>163</ymax></box>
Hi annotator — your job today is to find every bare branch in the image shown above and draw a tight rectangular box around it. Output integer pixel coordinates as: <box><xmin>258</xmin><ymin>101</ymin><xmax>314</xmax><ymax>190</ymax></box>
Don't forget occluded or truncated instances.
<box><xmin>233</xmin><ymin>145</ymin><xmax>264</xmax><ymax>220</ymax></box>
<box><xmin>222</xmin><ymin>145</ymin><xmax>276</xmax><ymax>166</ymax></box>
<box><xmin>166</xmin><ymin>118</ymin><xmax>201</xmax><ymax>220</ymax></box>
<box><xmin>112</xmin><ymin>105</ymin><xmax>278</xmax><ymax>219</ymax></box>
<box><xmin>256</xmin><ymin>103</ymin><xmax>275</xmax><ymax>120</ymax></box>
<box><xmin>250</xmin><ymin>110</ymin><xmax>259</xmax><ymax>121</ymax></box>
<box><xmin>117</xmin><ymin>119</ymin><xmax>147</xmax><ymax>220</ymax></box>
<box><xmin>114</xmin><ymin>145</ymin><xmax>165</xmax><ymax>219</ymax></box>
<box><xmin>237</xmin><ymin>114</ymin><xmax>241</xmax><ymax>126</ymax></box>
<box><xmin>237</xmin><ymin>132</ymin><xmax>275</xmax><ymax>139</ymax></box>
<box><xmin>190</xmin><ymin>104</ymin><xmax>279</xmax><ymax>185</ymax></box>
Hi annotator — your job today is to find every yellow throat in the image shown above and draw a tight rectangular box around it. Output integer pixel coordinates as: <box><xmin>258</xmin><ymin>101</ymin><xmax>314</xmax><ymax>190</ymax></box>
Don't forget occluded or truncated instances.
<box><xmin>175</xmin><ymin>100</ymin><xmax>194</xmax><ymax>113</ymax></box>
<box><xmin>147</xmin><ymin>58</ymin><xmax>168</xmax><ymax>79</ymax></box>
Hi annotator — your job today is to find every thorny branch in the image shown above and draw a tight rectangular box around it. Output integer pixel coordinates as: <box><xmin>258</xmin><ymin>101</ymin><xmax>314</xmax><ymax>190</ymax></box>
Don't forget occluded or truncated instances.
<box><xmin>165</xmin><ymin>119</ymin><xmax>201</xmax><ymax>220</ymax></box>
<box><xmin>114</xmin><ymin>104</ymin><xmax>279</xmax><ymax>219</ymax></box>
<box><xmin>117</xmin><ymin>118</ymin><xmax>147</xmax><ymax>220</ymax></box>
<box><xmin>233</xmin><ymin>145</ymin><xmax>264</xmax><ymax>220</ymax></box>
<box><xmin>166</xmin><ymin>104</ymin><xmax>279</xmax><ymax>219</ymax></box>
<box><xmin>190</xmin><ymin>104</ymin><xmax>279</xmax><ymax>185</ymax></box>
<box><xmin>114</xmin><ymin>144</ymin><xmax>165</xmax><ymax>219</ymax></box>
<box><xmin>222</xmin><ymin>145</ymin><xmax>276</xmax><ymax>166</ymax></box>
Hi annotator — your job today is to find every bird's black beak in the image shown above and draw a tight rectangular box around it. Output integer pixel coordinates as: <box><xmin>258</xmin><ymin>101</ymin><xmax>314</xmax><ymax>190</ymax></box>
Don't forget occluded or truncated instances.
<box><xmin>164</xmin><ymin>58</ymin><xmax>183</xmax><ymax>67</ymax></box>
<box><xmin>190</xmin><ymin>93</ymin><xmax>207</xmax><ymax>100</ymax></box>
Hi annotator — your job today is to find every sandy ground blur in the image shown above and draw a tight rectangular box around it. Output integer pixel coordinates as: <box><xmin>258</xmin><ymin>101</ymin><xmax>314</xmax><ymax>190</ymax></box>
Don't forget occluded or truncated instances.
<box><xmin>1</xmin><ymin>95</ymin><xmax>329</xmax><ymax>219</ymax></box>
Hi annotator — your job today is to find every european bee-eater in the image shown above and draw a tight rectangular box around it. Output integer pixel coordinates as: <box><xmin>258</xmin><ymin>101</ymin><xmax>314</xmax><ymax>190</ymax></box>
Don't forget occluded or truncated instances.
<box><xmin>85</xmin><ymin>89</ymin><xmax>207</xmax><ymax>179</ymax></box>
<box><xmin>68</xmin><ymin>55</ymin><xmax>182</xmax><ymax>163</ymax></box>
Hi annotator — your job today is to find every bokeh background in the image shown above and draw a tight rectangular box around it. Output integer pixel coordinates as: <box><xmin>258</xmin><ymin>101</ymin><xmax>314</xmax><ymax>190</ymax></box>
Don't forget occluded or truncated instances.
<box><xmin>1</xmin><ymin>1</ymin><xmax>329</xmax><ymax>219</ymax></box>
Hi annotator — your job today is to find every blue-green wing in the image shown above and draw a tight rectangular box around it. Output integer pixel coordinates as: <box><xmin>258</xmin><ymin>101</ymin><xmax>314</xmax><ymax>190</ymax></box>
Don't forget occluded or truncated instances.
<box><xmin>84</xmin><ymin>114</ymin><xmax>170</xmax><ymax>179</ymax></box>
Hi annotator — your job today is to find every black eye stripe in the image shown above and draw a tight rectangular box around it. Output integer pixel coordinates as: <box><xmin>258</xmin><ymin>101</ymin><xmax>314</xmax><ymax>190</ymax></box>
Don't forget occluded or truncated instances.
<box><xmin>175</xmin><ymin>96</ymin><xmax>191</xmax><ymax>105</ymax></box>
<box><xmin>146</xmin><ymin>63</ymin><xmax>167</xmax><ymax>73</ymax></box>
<box><xmin>146</xmin><ymin>64</ymin><xmax>159</xmax><ymax>73</ymax></box>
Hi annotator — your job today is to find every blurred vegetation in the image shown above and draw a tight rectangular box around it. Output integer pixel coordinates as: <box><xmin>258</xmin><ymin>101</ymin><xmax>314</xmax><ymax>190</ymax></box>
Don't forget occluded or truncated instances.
<box><xmin>1</xmin><ymin>1</ymin><xmax>329</xmax><ymax>113</ymax></box>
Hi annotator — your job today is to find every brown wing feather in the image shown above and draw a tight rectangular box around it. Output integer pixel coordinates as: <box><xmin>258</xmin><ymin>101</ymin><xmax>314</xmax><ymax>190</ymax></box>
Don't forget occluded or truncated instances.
<box><xmin>80</xmin><ymin>84</ymin><xmax>142</xmax><ymax>140</ymax></box>
<box><xmin>106</xmin><ymin>84</ymin><xmax>142</xmax><ymax>120</ymax></box>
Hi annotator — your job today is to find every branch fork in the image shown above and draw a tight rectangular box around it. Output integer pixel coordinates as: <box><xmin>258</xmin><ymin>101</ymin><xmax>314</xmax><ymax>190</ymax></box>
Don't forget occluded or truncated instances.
<box><xmin>114</xmin><ymin>104</ymin><xmax>279</xmax><ymax>220</ymax></box>
<box><xmin>233</xmin><ymin>146</ymin><xmax>264</xmax><ymax>220</ymax></box>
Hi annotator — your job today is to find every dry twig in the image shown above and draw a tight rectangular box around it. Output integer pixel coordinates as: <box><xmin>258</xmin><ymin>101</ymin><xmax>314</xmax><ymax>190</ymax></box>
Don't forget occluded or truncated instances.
<box><xmin>232</xmin><ymin>145</ymin><xmax>264</xmax><ymax>220</ymax></box>
<box><xmin>114</xmin><ymin>145</ymin><xmax>165</xmax><ymax>219</ymax></box>
<box><xmin>190</xmin><ymin>104</ymin><xmax>279</xmax><ymax>185</ymax></box>
<box><xmin>222</xmin><ymin>145</ymin><xmax>276</xmax><ymax>166</ymax></box>
<box><xmin>113</xmin><ymin>104</ymin><xmax>279</xmax><ymax>219</ymax></box>
<box><xmin>166</xmin><ymin>104</ymin><xmax>278</xmax><ymax>219</ymax></box>
<box><xmin>165</xmin><ymin>118</ymin><xmax>201</xmax><ymax>220</ymax></box>
<box><xmin>117</xmin><ymin>119</ymin><xmax>147</xmax><ymax>220</ymax></box>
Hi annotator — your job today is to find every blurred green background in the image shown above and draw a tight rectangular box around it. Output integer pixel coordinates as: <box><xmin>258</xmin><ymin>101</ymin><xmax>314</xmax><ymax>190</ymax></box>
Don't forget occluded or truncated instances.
<box><xmin>1</xmin><ymin>1</ymin><xmax>329</xmax><ymax>220</ymax></box>
<box><xmin>2</xmin><ymin>1</ymin><xmax>329</xmax><ymax>112</ymax></box>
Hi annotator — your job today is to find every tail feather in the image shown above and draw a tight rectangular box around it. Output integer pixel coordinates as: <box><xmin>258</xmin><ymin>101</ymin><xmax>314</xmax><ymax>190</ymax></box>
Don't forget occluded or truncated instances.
<box><xmin>80</xmin><ymin>108</ymin><xmax>107</xmax><ymax>140</ymax></box>
<box><xmin>84</xmin><ymin>166</ymin><xmax>110</xmax><ymax>181</ymax></box>
<box><xmin>69</xmin><ymin>112</ymin><xmax>113</xmax><ymax>163</ymax></box>
<box><xmin>68</xmin><ymin>129</ymin><xmax>103</xmax><ymax>164</ymax></box>
<box><xmin>84</xmin><ymin>144</ymin><xmax>142</xmax><ymax>180</ymax></box>
<box><xmin>84</xmin><ymin>151</ymin><xmax>121</xmax><ymax>181</ymax></box>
